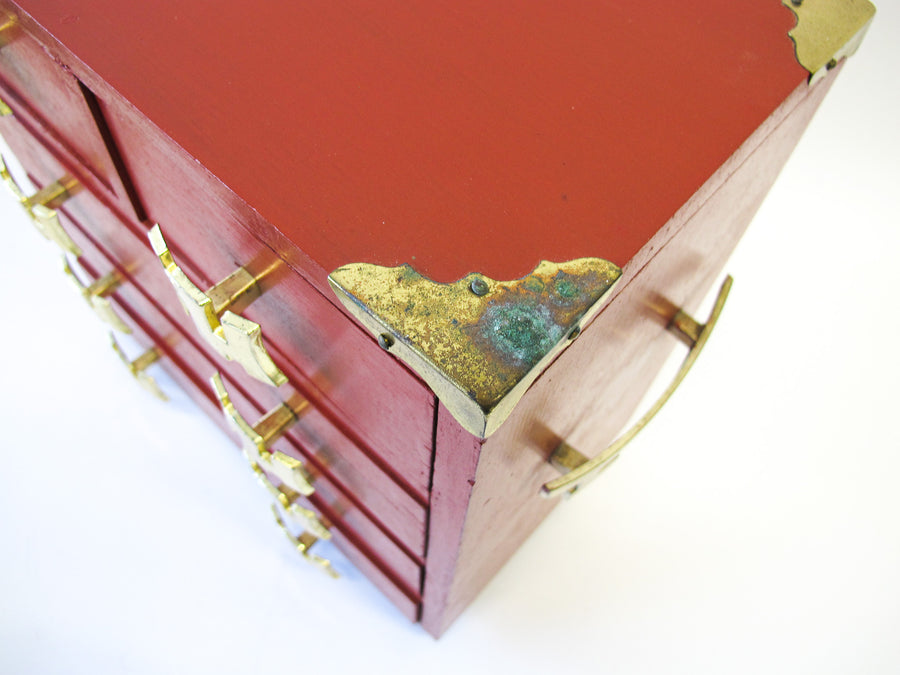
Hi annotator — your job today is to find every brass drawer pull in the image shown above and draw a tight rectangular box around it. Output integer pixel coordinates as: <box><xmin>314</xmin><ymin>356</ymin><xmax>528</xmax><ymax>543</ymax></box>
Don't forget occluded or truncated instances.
<box><xmin>271</xmin><ymin>505</ymin><xmax>338</xmax><ymax>578</ymax></box>
<box><xmin>62</xmin><ymin>257</ymin><xmax>131</xmax><ymax>334</ymax></box>
<box><xmin>213</xmin><ymin>369</ymin><xmax>329</xmax><ymax>537</ymax></box>
<box><xmin>149</xmin><ymin>224</ymin><xmax>286</xmax><ymax>387</ymax></box>
<box><xmin>542</xmin><ymin>276</ymin><xmax>733</xmax><ymax>498</ymax></box>
<box><xmin>0</xmin><ymin>154</ymin><xmax>81</xmax><ymax>256</ymax></box>
<box><xmin>110</xmin><ymin>333</ymin><xmax>168</xmax><ymax>401</ymax></box>
<box><xmin>211</xmin><ymin>372</ymin><xmax>314</xmax><ymax>497</ymax></box>
<box><xmin>254</xmin><ymin>465</ymin><xmax>331</xmax><ymax>540</ymax></box>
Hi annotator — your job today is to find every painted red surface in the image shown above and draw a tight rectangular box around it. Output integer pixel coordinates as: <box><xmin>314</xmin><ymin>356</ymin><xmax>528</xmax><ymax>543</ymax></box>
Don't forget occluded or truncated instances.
<box><xmin>421</xmin><ymin>74</ymin><xmax>838</xmax><ymax>636</ymax></box>
<box><xmin>0</xmin><ymin>24</ymin><xmax>142</xmax><ymax>221</ymax></box>
<box><xmin>0</xmin><ymin>111</ymin><xmax>428</xmax><ymax>572</ymax></box>
<box><xmin>87</xmin><ymin>88</ymin><xmax>437</xmax><ymax>502</ymax></box>
<box><xmin>10</xmin><ymin>0</ymin><xmax>805</xmax><ymax>284</ymax></box>
<box><xmin>0</xmin><ymin>0</ymin><xmax>830</xmax><ymax>635</ymax></box>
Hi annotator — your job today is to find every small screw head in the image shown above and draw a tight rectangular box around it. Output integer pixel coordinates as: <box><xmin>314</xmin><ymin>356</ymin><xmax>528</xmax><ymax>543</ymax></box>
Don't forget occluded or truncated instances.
<box><xmin>567</xmin><ymin>325</ymin><xmax>582</xmax><ymax>341</ymax></box>
<box><xmin>469</xmin><ymin>277</ymin><xmax>489</xmax><ymax>296</ymax></box>
<box><xmin>378</xmin><ymin>333</ymin><xmax>395</xmax><ymax>350</ymax></box>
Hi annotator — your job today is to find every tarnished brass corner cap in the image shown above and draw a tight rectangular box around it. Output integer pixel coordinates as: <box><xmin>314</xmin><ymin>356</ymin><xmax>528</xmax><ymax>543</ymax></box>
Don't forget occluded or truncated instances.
<box><xmin>329</xmin><ymin>258</ymin><xmax>622</xmax><ymax>438</ymax></box>
<box><xmin>783</xmin><ymin>0</ymin><xmax>876</xmax><ymax>83</ymax></box>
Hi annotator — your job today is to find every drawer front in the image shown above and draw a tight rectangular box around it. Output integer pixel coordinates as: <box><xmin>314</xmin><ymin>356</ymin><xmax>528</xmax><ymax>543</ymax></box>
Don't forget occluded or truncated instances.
<box><xmin>0</xmin><ymin>7</ymin><xmax>142</xmax><ymax>222</ymax></box>
<box><xmin>95</xmin><ymin>90</ymin><xmax>435</xmax><ymax>500</ymax></box>
<box><xmin>51</xmin><ymin>203</ymin><xmax>423</xmax><ymax>620</ymax></box>
<box><xmin>2</xmin><ymin>124</ymin><xmax>425</xmax><ymax>603</ymax></box>
<box><xmin>0</xmin><ymin>113</ymin><xmax>428</xmax><ymax>559</ymax></box>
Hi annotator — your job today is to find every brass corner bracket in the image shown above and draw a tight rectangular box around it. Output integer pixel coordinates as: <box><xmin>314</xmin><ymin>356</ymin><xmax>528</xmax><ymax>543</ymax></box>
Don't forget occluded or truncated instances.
<box><xmin>329</xmin><ymin>258</ymin><xmax>622</xmax><ymax>438</ymax></box>
<box><xmin>783</xmin><ymin>0</ymin><xmax>876</xmax><ymax>83</ymax></box>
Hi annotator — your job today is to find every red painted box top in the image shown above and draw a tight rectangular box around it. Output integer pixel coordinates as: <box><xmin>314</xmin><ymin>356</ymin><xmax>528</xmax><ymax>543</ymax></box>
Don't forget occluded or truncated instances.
<box><xmin>12</xmin><ymin>0</ymin><xmax>805</xmax><ymax>284</ymax></box>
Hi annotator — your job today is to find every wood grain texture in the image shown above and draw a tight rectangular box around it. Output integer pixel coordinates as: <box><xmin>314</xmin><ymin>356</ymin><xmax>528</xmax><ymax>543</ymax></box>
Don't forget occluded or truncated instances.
<box><xmin>420</xmin><ymin>404</ymin><xmax>483</xmax><ymax>635</ymax></box>
<box><xmin>420</xmin><ymin>72</ymin><xmax>839</xmax><ymax>636</ymax></box>
<box><xmin>8</xmin><ymin>0</ymin><xmax>806</xmax><ymax>287</ymax></box>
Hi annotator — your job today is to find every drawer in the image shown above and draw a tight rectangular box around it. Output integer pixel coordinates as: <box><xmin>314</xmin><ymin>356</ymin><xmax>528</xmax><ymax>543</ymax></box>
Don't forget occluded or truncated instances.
<box><xmin>0</xmin><ymin>112</ymin><xmax>429</xmax><ymax>559</ymax></box>
<box><xmin>0</xmin><ymin>8</ymin><xmax>142</xmax><ymax>222</ymax></box>
<box><xmin>92</xmin><ymin>93</ymin><xmax>435</xmax><ymax>499</ymax></box>
<box><xmin>56</xmin><ymin>212</ymin><xmax>422</xmax><ymax>620</ymax></box>
<box><xmin>22</xmin><ymin>80</ymin><xmax>438</xmax><ymax>500</ymax></box>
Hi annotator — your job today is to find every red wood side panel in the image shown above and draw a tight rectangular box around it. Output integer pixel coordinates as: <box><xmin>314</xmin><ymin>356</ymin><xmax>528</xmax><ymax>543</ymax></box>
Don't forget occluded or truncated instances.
<box><xmin>10</xmin><ymin>0</ymin><xmax>807</xmax><ymax>288</ymax></box>
<box><xmin>421</xmin><ymin>404</ymin><xmax>483</xmax><ymax>637</ymax></box>
<box><xmin>420</xmin><ymin>73</ymin><xmax>839</xmax><ymax>636</ymax></box>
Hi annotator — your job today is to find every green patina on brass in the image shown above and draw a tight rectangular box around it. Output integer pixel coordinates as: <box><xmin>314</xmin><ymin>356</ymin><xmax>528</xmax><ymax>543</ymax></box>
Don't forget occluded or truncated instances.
<box><xmin>328</xmin><ymin>258</ymin><xmax>622</xmax><ymax>438</ymax></box>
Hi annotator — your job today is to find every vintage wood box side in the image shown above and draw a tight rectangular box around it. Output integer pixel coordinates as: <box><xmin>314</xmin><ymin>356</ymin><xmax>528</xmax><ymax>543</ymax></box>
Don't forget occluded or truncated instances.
<box><xmin>422</xmin><ymin>72</ymin><xmax>839</xmax><ymax>636</ymax></box>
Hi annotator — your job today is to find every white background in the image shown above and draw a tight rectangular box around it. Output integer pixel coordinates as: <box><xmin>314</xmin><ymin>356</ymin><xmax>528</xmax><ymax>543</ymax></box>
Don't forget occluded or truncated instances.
<box><xmin>1</xmin><ymin>7</ymin><xmax>898</xmax><ymax>674</ymax></box>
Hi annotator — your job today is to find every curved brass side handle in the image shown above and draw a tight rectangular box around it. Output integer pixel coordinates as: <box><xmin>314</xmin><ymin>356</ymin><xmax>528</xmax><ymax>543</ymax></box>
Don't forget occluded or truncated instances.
<box><xmin>271</xmin><ymin>505</ymin><xmax>339</xmax><ymax>578</ymax></box>
<box><xmin>211</xmin><ymin>372</ymin><xmax>314</xmax><ymax>497</ymax></box>
<box><xmin>542</xmin><ymin>276</ymin><xmax>733</xmax><ymax>498</ymax></box>
<box><xmin>149</xmin><ymin>224</ymin><xmax>286</xmax><ymax>387</ymax></box>
<box><xmin>62</xmin><ymin>257</ymin><xmax>132</xmax><ymax>334</ymax></box>
<box><xmin>1</xmin><ymin>154</ymin><xmax>81</xmax><ymax>256</ymax></box>
<box><xmin>110</xmin><ymin>333</ymin><xmax>168</xmax><ymax>401</ymax></box>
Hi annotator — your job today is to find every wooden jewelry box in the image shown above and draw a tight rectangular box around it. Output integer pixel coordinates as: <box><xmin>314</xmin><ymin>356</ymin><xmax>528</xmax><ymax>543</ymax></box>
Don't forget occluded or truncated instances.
<box><xmin>0</xmin><ymin>0</ymin><xmax>874</xmax><ymax>637</ymax></box>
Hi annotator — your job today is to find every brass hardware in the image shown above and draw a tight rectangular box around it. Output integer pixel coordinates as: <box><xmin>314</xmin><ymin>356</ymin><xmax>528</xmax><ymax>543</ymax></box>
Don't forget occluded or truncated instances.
<box><xmin>783</xmin><ymin>0</ymin><xmax>876</xmax><ymax>84</ymax></box>
<box><xmin>253</xmin><ymin>464</ymin><xmax>331</xmax><ymax>539</ymax></box>
<box><xmin>271</xmin><ymin>505</ymin><xmax>339</xmax><ymax>578</ymax></box>
<box><xmin>542</xmin><ymin>275</ymin><xmax>733</xmax><ymax>498</ymax></box>
<box><xmin>330</xmin><ymin>258</ymin><xmax>622</xmax><ymax>439</ymax></box>
<box><xmin>110</xmin><ymin>333</ymin><xmax>168</xmax><ymax>401</ymax></box>
<box><xmin>62</xmin><ymin>257</ymin><xmax>132</xmax><ymax>334</ymax></box>
<box><xmin>0</xmin><ymin>14</ymin><xmax>18</xmax><ymax>49</ymax></box>
<box><xmin>211</xmin><ymin>372</ymin><xmax>314</xmax><ymax>496</ymax></box>
<box><xmin>149</xmin><ymin>224</ymin><xmax>286</xmax><ymax>387</ymax></box>
<box><xmin>0</xmin><ymin>154</ymin><xmax>81</xmax><ymax>256</ymax></box>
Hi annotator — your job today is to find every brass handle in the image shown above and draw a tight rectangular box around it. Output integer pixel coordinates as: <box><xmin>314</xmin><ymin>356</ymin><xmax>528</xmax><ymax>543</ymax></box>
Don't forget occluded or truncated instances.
<box><xmin>542</xmin><ymin>276</ymin><xmax>733</xmax><ymax>498</ymax></box>
<box><xmin>213</xmin><ymin>369</ymin><xmax>331</xmax><ymax>561</ymax></box>
<box><xmin>110</xmin><ymin>333</ymin><xmax>168</xmax><ymax>401</ymax></box>
<box><xmin>0</xmin><ymin>154</ymin><xmax>81</xmax><ymax>256</ymax></box>
<box><xmin>62</xmin><ymin>257</ymin><xmax>132</xmax><ymax>334</ymax></box>
<box><xmin>254</xmin><ymin>464</ymin><xmax>331</xmax><ymax>540</ymax></box>
<box><xmin>213</xmin><ymin>368</ymin><xmax>328</xmax><ymax>536</ymax></box>
<box><xmin>271</xmin><ymin>505</ymin><xmax>339</xmax><ymax>578</ymax></box>
<box><xmin>149</xmin><ymin>224</ymin><xmax>286</xmax><ymax>387</ymax></box>
<box><xmin>211</xmin><ymin>372</ymin><xmax>314</xmax><ymax>496</ymax></box>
